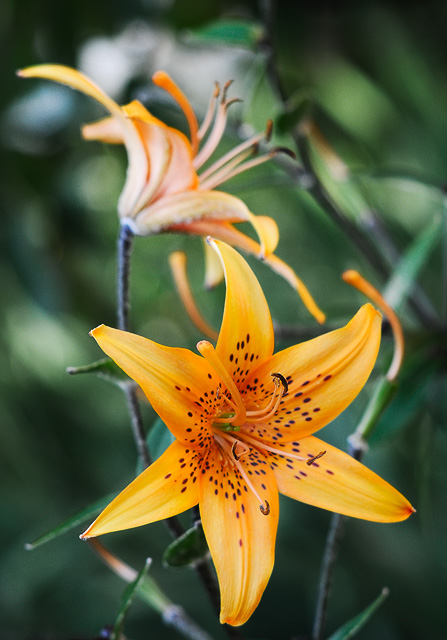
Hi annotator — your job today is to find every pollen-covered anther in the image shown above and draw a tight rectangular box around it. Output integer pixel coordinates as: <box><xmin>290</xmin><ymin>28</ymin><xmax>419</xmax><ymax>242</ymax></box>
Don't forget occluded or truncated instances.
<box><xmin>231</xmin><ymin>440</ymin><xmax>249</xmax><ymax>461</ymax></box>
<box><xmin>306</xmin><ymin>451</ymin><xmax>326</xmax><ymax>466</ymax></box>
<box><xmin>271</xmin><ymin>372</ymin><xmax>289</xmax><ymax>397</ymax></box>
<box><xmin>260</xmin><ymin>500</ymin><xmax>270</xmax><ymax>516</ymax></box>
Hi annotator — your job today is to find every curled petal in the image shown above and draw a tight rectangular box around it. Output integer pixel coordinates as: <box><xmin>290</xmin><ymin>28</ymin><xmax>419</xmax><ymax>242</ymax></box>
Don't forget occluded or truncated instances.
<box><xmin>18</xmin><ymin>64</ymin><xmax>122</xmax><ymax>117</ymax></box>
<box><xmin>135</xmin><ymin>190</ymin><xmax>267</xmax><ymax>242</ymax></box>
<box><xmin>270</xmin><ymin>436</ymin><xmax>414</xmax><ymax>522</ymax></box>
<box><xmin>82</xmin><ymin>441</ymin><xmax>201</xmax><ymax>538</ymax></box>
<box><xmin>199</xmin><ymin>446</ymin><xmax>279</xmax><ymax>625</ymax></box>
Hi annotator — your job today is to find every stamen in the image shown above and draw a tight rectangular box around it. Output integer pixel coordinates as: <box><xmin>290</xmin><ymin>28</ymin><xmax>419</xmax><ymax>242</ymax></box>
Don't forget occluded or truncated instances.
<box><xmin>342</xmin><ymin>270</ymin><xmax>404</xmax><ymax>382</ymax></box>
<box><xmin>197</xmin><ymin>340</ymin><xmax>246</xmax><ymax>425</ymax></box>
<box><xmin>214</xmin><ymin>432</ymin><xmax>269</xmax><ymax>515</ymax></box>
<box><xmin>271</xmin><ymin>372</ymin><xmax>289</xmax><ymax>397</ymax></box>
<box><xmin>231</xmin><ymin>440</ymin><xmax>249</xmax><ymax>461</ymax></box>
<box><xmin>306</xmin><ymin>451</ymin><xmax>326</xmax><ymax>466</ymax></box>
<box><xmin>245</xmin><ymin>375</ymin><xmax>285</xmax><ymax>421</ymax></box>
<box><xmin>193</xmin><ymin>82</ymin><xmax>239</xmax><ymax>171</ymax></box>
<box><xmin>200</xmin><ymin>150</ymin><xmax>278</xmax><ymax>191</ymax></box>
<box><xmin>199</xmin><ymin>141</ymin><xmax>257</xmax><ymax>184</ymax></box>
<box><xmin>152</xmin><ymin>71</ymin><xmax>199</xmax><ymax>155</ymax></box>
<box><xmin>198</xmin><ymin>82</ymin><xmax>220</xmax><ymax>141</ymax></box>
<box><xmin>238</xmin><ymin>432</ymin><xmax>309</xmax><ymax>463</ymax></box>
<box><xmin>169</xmin><ymin>251</ymin><xmax>218</xmax><ymax>341</ymax></box>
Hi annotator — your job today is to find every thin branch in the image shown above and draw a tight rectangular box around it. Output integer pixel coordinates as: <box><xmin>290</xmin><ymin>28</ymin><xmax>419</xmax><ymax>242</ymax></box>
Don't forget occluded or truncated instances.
<box><xmin>116</xmin><ymin>223</ymin><xmax>152</xmax><ymax>470</ymax></box>
<box><xmin>311</xmin><ymin>513</ymin><xmax>345</xmax><ymax>640</ymax></box>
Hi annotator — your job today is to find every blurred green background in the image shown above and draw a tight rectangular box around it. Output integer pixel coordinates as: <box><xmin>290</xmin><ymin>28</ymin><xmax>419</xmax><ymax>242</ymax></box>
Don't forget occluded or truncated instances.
<box><xmin>2</xmin><ymin>1</ymin><xmax>446</xmax><ymax>639</ymax></box>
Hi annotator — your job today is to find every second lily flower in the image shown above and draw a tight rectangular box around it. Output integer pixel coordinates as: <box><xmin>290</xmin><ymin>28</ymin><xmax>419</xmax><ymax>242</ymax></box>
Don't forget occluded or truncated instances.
<box><xmin>18</xmin><ymin>64</ymin><xmax>324</xmax><ymax>322</ymax></box>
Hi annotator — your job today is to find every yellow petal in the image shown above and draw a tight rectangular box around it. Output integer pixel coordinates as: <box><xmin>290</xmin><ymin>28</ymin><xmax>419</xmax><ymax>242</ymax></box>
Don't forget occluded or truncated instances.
<box><xmin>248</xmin><ymin>215</ymin><xmax>279</xmax><ymax>257</ymax></box>
<box><xmin>172</xmin><ymin>220</ymin><xmax>325</xmax><ymax>323</ymax></box>
<box><xmin>18</xmin><ymin>64</ymin><xmax>122</xmax><ymax>117</ymax></box>
<box><xmin>248</xmin><ymin>304</ymin><xmax>381</xmax><ymax>442</ymax></box>
<box><xmin>210</xmin><ymin>239</ymin><xmax>275</xmax><ymax>383</ymax></box>
<box><xmin>199</xmin><ymin>445</ymin><xmax>279</xmax><ymax>625</ymax></box>
<box><xmin>270</xmin><ymin>436</ymin><xmax>414</xmax><ymax>522</ymax></box>
<box><xmin>17</xmin><ymin>64</ymin><xmax>149</xmax><ymax>221</ymax></box>
<box><xmin>82</xmin><ymin>440</ymin><xmax>201</xmax><ymax>538</ymax></box>
<box><xmin>90</xmin><ymin>325</ymin><xmax>217</xmax><ymax>445</ymax></box>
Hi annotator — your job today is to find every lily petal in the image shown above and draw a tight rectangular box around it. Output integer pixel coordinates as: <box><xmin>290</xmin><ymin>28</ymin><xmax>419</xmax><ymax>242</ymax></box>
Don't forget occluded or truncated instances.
<box><xmin>210</xmin><ymin>240</ymin><xmax>275</xmax><ymax>381</ymax></box>
<box><xmin>82</xmin><ymin>115</ymin><xmax>125</xmax><ymax>144</ymax></box>
<box><xmin>18</xmin><ymin>64</ymin><xmax>123</xmax><ymax>117</ymax></box>
<box><xmin>173</xmin><ymin>220</ymin><xmax>326</xmax><ymax>323</ymax></box>
<box><xmin>90</xmin><ymin>325</ymin><xmax>216</xmax><ymax>445</ymax></box>
<box><xmin>248</xmin><ymin>304</ymin><xmax>381</xmax><ymax>442</ymax></box>
<box><xmin>82</xmin><ymin>440</ymin><xmax>201</xmax><ymax>538</ymax></box>
<box><xmin>18</xmin><ymin>64</ymin><xmax>149</xmax><ymax>221</ymax></box>
<box><xmin>135</xmin><ymin>190</ymin><xmax>270</xmax><ymax>244</ymax></box>
<box><xmin>199</xmin><ymin>445</ymin><xmax>279</xmax><ymax>625</ymax></box>
<box><xmin>270</xmin><ymin>436</ymin><xmax>414</xmax><ymax>522</ymax></box>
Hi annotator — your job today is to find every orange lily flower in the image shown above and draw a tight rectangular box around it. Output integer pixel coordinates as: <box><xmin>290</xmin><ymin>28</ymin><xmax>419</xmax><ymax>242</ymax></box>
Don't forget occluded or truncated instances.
<box><xmin>17</xmin><ymin>64</ymin><xmax>324</xmax><ymax>322</ymax></box>
<box><xmin>81</xmin><ymin>239</ymin><xmax>413</xmax><ymax>626</ymax></box>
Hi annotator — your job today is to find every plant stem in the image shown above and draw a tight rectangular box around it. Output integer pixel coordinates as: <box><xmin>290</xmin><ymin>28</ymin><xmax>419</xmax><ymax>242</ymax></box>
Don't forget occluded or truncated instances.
<box><xmin>117</xmin><ymin>223</ymin><xmax>152</xmax><ymax>470</ymax></box>
<box><xmin>89</xmin><ymin>540</ymin><xmax>214</xmax><ymax>640</ymax></box>
<box><xmin>311</xmin><ymin>513</ymin><xmax>345</xmax><ymax>640</ymax></box>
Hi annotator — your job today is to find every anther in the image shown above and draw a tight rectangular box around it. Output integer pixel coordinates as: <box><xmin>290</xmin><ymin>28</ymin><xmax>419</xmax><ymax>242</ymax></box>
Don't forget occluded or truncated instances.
<box><xmin>271</xmin><ymin>372</ymin><xmax>289</xmax><ymax>397</ymax></box>
<box><xmin>260</xmin><ymin>500</ymin><xmax>270</xmax><ymax>516</ymax></box>
<box><xmin>306</xmin><ymin>451</ymin><xmax>326</xmax><ymax>466</ymax></box>
<box><xmin>265</xmin><ymin>119</ymin><xmax>273</xmax><ymax>141</ymax></box>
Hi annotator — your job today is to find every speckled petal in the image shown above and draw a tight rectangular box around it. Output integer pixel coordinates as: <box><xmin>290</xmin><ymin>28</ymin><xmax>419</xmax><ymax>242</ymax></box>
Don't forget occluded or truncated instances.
<box><xmin>199</xmin><ymin>445</ymin><xmax>279</xmax><ymax>626</ymax></box>
<box><xmin>90</xmin><ymin>325</ymin><xmax>217</xmax><ymax>447</ymax></box>
<box><xmin>81</xmin><ymin>440</ymin><xmax>201</xmax><ymax>538</ymax></box>
<box><xmin>245</xmin><ymin>304</ymin><xmax>381</xmax><ymax>443</ymax></box>
<box><xmin>210</xmin><ymin>240</ymin><xmax>275</xmax><ymax>386</ymax></box>
<box><xmin>269</xmin><ymin>436</ymin><xmax>415</xmax><ymax>522</ymax></box>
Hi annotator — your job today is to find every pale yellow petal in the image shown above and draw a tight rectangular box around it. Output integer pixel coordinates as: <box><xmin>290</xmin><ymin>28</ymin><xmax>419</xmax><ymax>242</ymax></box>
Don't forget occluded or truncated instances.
<box><xmin>203</xmin><ymin>237</ymin><xmax>225</xmax><ymax>289</ymax></box>
<box><xmin>199</xmin><ymin>445</ymin><xmax>279</xmax><ymax>625</ymax></box>
<box><xmin>90</xmin><ymin>325</ymin><xmax>217</xmax><ymax>445</ymax></box>
<box><xmin>18</xmin><ymin>64</ymin><xmax>122</xmax><ymax>117</ymax></box>
<box><xmin>82</xmin><ymin>115</ymin><xmax>125</xmax><ymax>143</ymax></box>
<box><xmin>270</xmin><ymin>436</ymin><xmax>414</xmax><ymax>522</ymax></box>
<box><xmin>82</xmin><ymin>440</ymin><xmax>201</xmax><ymax>538</ymax></box>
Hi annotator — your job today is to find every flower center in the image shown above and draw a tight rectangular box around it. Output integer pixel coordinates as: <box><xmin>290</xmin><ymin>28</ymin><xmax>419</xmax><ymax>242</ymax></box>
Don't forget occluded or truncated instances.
<box><xmin>196</xmin><ymin>340</ymin><xmax>326</xmax><ymax>514</ymax></box>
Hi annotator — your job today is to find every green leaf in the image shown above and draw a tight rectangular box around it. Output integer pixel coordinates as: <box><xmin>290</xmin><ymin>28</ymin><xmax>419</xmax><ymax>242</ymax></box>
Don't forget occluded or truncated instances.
<box><xmin>185</xmin><ymin>19</ymin><xmax>264</xmax><ymax>48</ymax></box>
<box><xmin>147</xmin><ymin>416</ymin><xmax>175</xmax><ymax>461</ymax></box>
<box><xmin>25</xmin><ymin>493</ymin><xmax>116</xmax><ymax>550</ymax></box>
<box><xmin>327</xmin><ymin>587</ymin><xmax>389</xmax><ymax>640</ymax></box>
<box><xmin>112</xmin><ymin>558</ymin><xmax>152</xmax><ymax>640</ymax></box>
<box><xmin>163</xmin><ymin>523</ymin><xmax>209</xmax><ymax>569</ymax></box>
<box><xmin>66</xmin><ymin>357</ymin><xmax>131</xmax><ymax>387</ymax></box>
<box><xmin>384</xmin><ymin>214</ymin><xmax>442</xmax><ymax>310</ymax></box>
